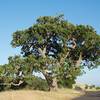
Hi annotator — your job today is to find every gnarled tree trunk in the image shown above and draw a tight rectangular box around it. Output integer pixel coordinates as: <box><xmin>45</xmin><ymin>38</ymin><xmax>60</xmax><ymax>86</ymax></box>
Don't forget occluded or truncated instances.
<box><xmin>39</xmin><ymin>47</ymin><xmax>58</xmax><ymax>91</ymax></box>
<box><xmin>43</xmin><ymin>71</ymin><xmax>58</xmax><ymax>91</ymax></box>
<box><xmin>50</xmin><ymin>77</ymin><xmax>58</xmax><ymax>91</ymax></box>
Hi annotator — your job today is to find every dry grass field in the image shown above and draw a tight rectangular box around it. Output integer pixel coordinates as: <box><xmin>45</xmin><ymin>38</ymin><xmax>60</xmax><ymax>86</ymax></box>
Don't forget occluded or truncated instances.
<box><xmin>0</xmin><ymin>89</ymin><xmax>100</xmax><ymax>100</ymax></box>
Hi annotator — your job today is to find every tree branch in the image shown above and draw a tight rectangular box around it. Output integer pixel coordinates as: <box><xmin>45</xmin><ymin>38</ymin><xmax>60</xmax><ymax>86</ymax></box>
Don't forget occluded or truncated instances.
<box><xmin>38</xmin><ymin>47</ymin><xmax>46</xmax><ymax>58</ymax></box>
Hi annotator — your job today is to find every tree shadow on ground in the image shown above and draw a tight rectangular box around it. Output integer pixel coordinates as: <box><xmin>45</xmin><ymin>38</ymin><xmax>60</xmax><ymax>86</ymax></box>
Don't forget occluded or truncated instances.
<box><xmin>72</xmin><ymin>91</ymin><xmax>100</xmax><ymax>100</ymax></box>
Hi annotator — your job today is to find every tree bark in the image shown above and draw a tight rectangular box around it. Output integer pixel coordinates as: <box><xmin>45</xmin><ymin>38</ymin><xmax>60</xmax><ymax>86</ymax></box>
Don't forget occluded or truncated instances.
<box><xmin>38</xmin><ymin>47</ymin><xmax>46</xmax><ymax>58</ymax></box>
<box><xmin>50</xmin><ymin>77</ymin><xmax>58</xmax><ymax>91</ymax></box>
<box><xmin>38</xmin><ymin>47</ymin><xmax>58</xmax><ymax>91</ymax></box>
<box><xmin>60</xmin><ymin>51</ymin><xmax>70</xmax><ymax>65</ymax></box>
<box><xmin>75</xmin><ymin>52</ymin><xmax>82</xmax><ymax>67</ymax></box>
<box><xmin>42</xmin><ymin>71</ymin><xmax>58</xmax><ymax>91</ymax></box>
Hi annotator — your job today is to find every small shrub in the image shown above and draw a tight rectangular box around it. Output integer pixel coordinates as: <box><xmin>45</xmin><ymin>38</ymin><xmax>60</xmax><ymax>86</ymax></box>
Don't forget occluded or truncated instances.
<box><xmin>0</xmin><ymin>77</ymin><xmax>4</xmax><ymax>91</ymax></box>
<box><xmin>74</xmin><ymin>85</ymin><xmax>83</xmax><ymax>91</ymax></box>
<box><xmin>85</xmin><ymin>84</ymin><xmax>88</xmax><ymax>89</ymax></box>
<box><xmin>24</xmin><ymin>76</ymin><xmax>49</xmax><ymax>91</ymax></box>
<box><xmin>89</xmin><ymin>85</ymin><xmax>95</xmax><ymax>89</ymax></box>
<box><xmin>96</xmin><ymin>87</ymin><xmax>100</xmax><ymax>90</ymax></box>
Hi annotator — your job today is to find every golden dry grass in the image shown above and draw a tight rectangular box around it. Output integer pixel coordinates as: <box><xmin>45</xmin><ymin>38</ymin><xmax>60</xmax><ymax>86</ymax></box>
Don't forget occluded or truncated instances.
<box><xmin>0</xmin><ymin>89</ymin><xmax>100</xmax><ymax>100</ymax></box>
<box><xmin>0</xmin><ymin>89</ymin><xmax>81</xmax><ymax>100</ymax></box>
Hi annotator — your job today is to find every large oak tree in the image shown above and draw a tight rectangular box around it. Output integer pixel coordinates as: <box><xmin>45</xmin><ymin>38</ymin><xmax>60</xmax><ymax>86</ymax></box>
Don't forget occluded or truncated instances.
<box><xmin>11</xmin><ymin>15</ymin><xmax>100</xmax><ymax>90</ymax></box>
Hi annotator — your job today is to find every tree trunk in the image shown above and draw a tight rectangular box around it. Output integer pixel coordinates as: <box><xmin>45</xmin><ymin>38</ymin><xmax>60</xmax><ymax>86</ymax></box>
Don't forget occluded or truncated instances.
<box><xmin>42</xmin><ymin>71</ymin><xmax>58</xmax><ymax>91</ymax></box>
<box><xmin>38</xmin><ymin>47</ymin><xmax>58</xmax><ymax>91</ymax></box>
<box><xmin>76</xmin><ymin>52</ymin><xmax>82</xmax><ymax>67</ymax></box>
<box><xmin>50</xmin><ymin>77</ymin><xmax>58</xmax><ymax>91</ymax></box>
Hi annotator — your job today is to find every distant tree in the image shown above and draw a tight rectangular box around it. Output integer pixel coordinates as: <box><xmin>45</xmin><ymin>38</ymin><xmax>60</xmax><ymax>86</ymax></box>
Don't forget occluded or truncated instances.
<box><xmin>11</xmin><ymin>15</ymin><xmax>100</xmax><ymax>90</ymax></box>
<box><xmin>85</xmin><ymin>84</ymin><xmax>88</xmax><ymax>89</ymax></box>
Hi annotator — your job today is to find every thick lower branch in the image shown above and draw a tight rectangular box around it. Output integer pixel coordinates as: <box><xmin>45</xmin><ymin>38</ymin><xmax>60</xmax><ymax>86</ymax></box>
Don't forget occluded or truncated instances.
<box><xmin>75</xmin><ymin>52</ymin><xmax>82</xmax><ymax>67</ymax></box>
